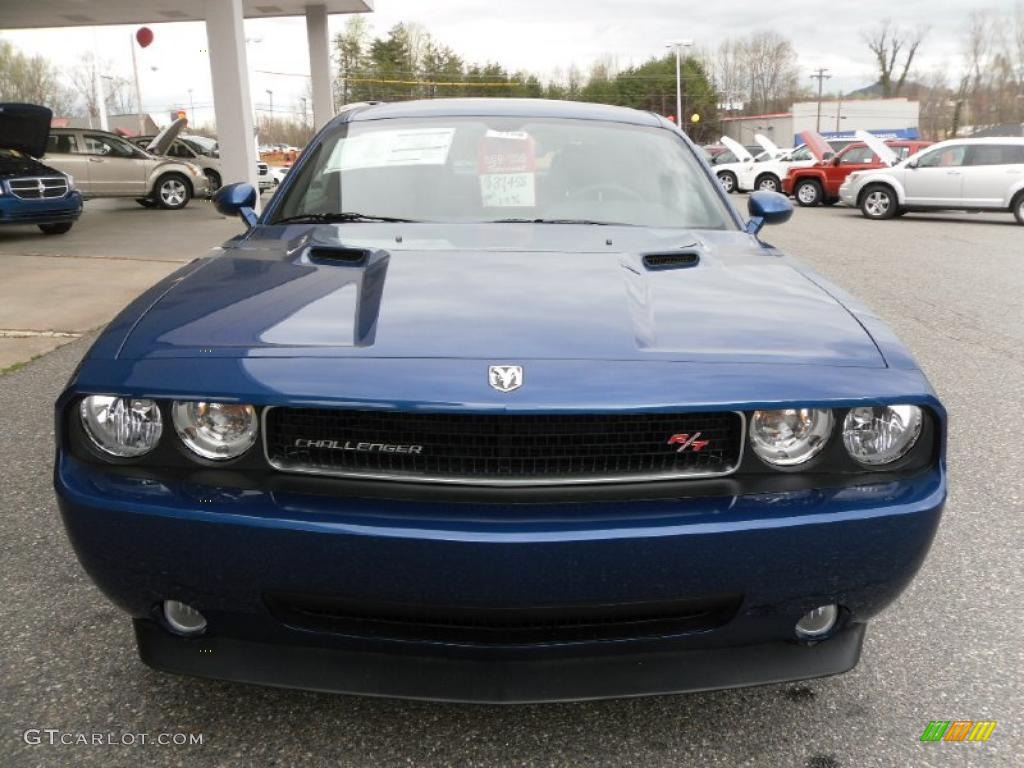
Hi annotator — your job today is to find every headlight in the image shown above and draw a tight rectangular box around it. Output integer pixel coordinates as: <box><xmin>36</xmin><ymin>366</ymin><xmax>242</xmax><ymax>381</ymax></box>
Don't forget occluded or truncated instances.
<box><xmin>842</xmin><ymin>405</ymin><xmax>922</xmax><ymax>465</ymax></box>
<box><xmin>172</xmin><ymin>401</ymin><xmax>258</xmax><ymax>460</ymax></box>
<box><xmin>65</xmin><ymin>173</ymin><xmax>75</xmax><ymax>190</ymax></box>
<box><xmin>80</xmin><ymin>396</ymin><xmax>163</xmax><ymax>457</ymax></box>
<box><xmin>749</xmin><ymin>408</ymin><xmax>834</xmax><ymax>467</ymax></box>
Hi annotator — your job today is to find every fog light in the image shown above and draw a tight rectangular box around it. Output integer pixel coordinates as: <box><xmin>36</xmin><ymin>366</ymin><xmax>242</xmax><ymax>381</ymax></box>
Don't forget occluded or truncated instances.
<box><xmin>794</xmin><ymin>604</ymin><xmax>838</xmax><ymax>639</ymax></box>
<box><xmin>162</xmin><ymin>600</ymin><xmax>207</xmax><ymax>636</ymax></box>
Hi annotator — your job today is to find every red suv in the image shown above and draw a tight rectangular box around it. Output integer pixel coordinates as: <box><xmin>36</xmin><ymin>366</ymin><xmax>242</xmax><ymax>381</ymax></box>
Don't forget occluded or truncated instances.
<box><xmin>783</xmin><ymin>139</ymin><xmax>931</xmax><ymax>207</ymax></box>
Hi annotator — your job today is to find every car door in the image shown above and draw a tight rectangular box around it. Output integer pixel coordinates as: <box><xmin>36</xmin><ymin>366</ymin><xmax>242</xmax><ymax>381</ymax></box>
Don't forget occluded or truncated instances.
<box><xmin>902</xmin><ymin>144</ymin><xmax>968</xmax><ymax>207</ymax></box>
<box><xmin>962</xmin><ymin>144</ymin><xmax>1024</xmax><ymax>208</ymax></box>
<box><xmin>80</xmin><ymin>133</ymin><xmax>150</xmax><ymax>196</ymax></box>
<box><xmin>43</xmin><ymin>133</ymin><xmax>90</xmax><ymax>191</ymax></box>
<box><xmin>826</xmin><ymin>145</ymin><xmax>876</xmax><ymax>193</ymax></box>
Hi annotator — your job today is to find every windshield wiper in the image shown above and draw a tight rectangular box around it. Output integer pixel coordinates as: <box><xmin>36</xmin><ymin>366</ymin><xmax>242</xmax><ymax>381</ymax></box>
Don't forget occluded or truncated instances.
<box><xmin>487</xmin><ymin>217</ymin><xmax>631</xmax><ymax>226</ymax></box>
<box><xmin>275</xmin><ymin>212</ymin><xmax>421</xmax><ymax>224</ymax></box>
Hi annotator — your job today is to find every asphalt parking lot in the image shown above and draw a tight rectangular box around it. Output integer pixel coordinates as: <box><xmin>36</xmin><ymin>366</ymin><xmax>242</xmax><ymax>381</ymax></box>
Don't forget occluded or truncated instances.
<box><xmin>1</xmin><ymin>201</ymin><xmax>1021</xmax><ymax>767</ymax></box>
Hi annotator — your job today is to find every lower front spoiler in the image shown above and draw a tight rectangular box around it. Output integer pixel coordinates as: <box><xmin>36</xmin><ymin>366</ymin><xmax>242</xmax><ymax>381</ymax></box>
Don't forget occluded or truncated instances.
<box><xmin>135</xmin><ymin>619</ymin><xmax>866</xmax><ymax>704</ymax></box>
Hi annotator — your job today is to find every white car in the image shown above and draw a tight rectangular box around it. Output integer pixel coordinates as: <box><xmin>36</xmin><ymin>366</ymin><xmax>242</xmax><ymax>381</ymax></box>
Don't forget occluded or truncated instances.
<box><xmin>838</xmin><ymin>137</ymin><xmax>1024</xmax><ymax>224</ymax></box>
<box><xmin>714</xmin><ymin>137</ymin><xmax>770</xmax><ymax>194</ymax></box>
<box><xmin>736</xmin><ymin>134</ymin><xmax>818</xmax><ymax>193</ymax></box>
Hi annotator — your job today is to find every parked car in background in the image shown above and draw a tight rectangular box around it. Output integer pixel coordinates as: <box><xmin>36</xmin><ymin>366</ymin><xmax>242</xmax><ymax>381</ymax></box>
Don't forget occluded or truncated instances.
<box><xmin>257</xmin><ymin>161</ymin><xmax>274</xmax><ymax>192</ymax></box>
<box><xmin>839</xmin><ymin>137</ymin><xmax>1024</xmax><ymax>223</ymax></box>
<box><xmin>783</xmin><ymin>132</ymin><xmax>932</xmax><ymax>207</ymax></box>
<box><xmin>54</xmin><ymin>98</ymin><xmax>946</xmax><ymax>703</ymax></box>
<box><xmin>713</xmin><ymin>137</ymin><xmax>769</xmax><ymax>193</ymax></box>
<box><xmin>131</xmin><ymin>122</ymin><xmax>224</xmax><ymax>192</ymax></box>
<box><xmin>268</xmin><ymin>164</ymin><xmax>291</xmax><ymax>186</ymax></box>
<box><xmin>0</xmin><ymin>103</ymin><xmax>82</xmax><ymax>235</ymax></box>
<box><xmin>45</xmin><ymin>127</ymin><xmax>208</xmax><ymax>209</ymax></box>
<box><xmin>736</xmin><ymin>138</ymin><xmax>818</xmax><ymax>193</ymax></box>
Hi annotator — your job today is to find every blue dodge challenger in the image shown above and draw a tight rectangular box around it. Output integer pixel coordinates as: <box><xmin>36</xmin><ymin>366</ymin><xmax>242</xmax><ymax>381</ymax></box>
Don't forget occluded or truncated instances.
<box><xmin>54</xmin><ymin>99</ymin><xmax>946</xmax><ymax>702</ymax></box>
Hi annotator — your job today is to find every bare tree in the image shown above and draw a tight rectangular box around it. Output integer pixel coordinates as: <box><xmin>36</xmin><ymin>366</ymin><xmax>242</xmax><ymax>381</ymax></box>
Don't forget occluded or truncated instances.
<box><xmin>66</xmin><ymin>53</ymin><xmax>133</xmax><ymax>119</ymax></box>
<box><xmin>0</xmin><ymin>40</ymin><xmax>75</xmax><ymax>115</ymax></box>
<box><xmin>741</xmin><ymin>32</ymin><xmax>801</xmax><ymax>114</ymax></box>
<box><xmin>862</xmin><ymin>19</ymin><xmax>929</xmax><ymax>97</ymax></box>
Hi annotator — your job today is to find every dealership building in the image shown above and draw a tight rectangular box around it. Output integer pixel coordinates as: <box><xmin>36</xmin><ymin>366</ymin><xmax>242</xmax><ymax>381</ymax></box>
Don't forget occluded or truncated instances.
<box><xmin>721</xmin><ymin>98</ymin><xmax>921</xmax><ymax>147</ymax></box>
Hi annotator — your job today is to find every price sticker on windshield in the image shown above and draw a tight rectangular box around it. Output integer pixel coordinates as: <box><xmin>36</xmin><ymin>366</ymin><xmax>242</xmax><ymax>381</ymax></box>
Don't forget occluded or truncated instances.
<box><xmin>478</xmin><ymin>131</ymin><xmax>536</xmax><ymax>207</ymax></box>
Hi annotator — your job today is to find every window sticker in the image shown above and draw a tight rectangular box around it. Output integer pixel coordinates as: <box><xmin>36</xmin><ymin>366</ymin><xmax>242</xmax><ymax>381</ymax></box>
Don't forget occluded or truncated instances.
<box><xmin>327</xmin><ymin>128</ymin><xmax>455</xmax><ymax>171</ymax></box>
<box><xmin>478</xmin><ymin>131</ymin><xmax>537</xmax><ymax>207</ymax></box>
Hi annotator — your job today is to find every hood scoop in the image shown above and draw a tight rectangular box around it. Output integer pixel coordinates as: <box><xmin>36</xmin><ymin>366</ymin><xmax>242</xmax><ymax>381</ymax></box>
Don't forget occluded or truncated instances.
<box><xmin>642</xmin><ymin>251</ymin><xmax>700</xmax><ymax>270</ymax></box>
<box><xmin>307</xmin><ymin>246</ymin><xmax>373</xmax><ymax>265</ymax></box>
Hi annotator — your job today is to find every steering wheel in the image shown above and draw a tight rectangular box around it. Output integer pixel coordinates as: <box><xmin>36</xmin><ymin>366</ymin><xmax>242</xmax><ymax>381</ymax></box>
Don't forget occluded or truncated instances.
<box><xmin>571</xmin><ymin>182</ymin><xmax>645</xmax><ymax>203</ymax></box>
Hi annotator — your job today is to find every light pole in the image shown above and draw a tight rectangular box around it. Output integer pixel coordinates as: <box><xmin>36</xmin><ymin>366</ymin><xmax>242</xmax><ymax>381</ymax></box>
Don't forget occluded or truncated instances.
<box><xmin>666</xmin><ymin>39</ymin><xmax>694</xmax><ymax>128</ymax></box>
<box><xmin>265</xmin><ymin>89</ymin><xmax>274</xmax><ymax>141</ymax></box>
<box><xmin>299</xmin><ymin>97</ymin><xmax>308</xmax><ymax>128</ymax></box>
<box><xmin>188</xmin><ymin>88</ymin><xmax>195</xmax><ymax>126</ymax></box>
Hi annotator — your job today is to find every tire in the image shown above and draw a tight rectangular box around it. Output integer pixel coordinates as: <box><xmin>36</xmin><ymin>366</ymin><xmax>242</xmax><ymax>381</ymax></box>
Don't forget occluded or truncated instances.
<box><xmin>38</xmin><ymin>222</ymin><xmax>73</xmax><ymax>235</ymax></box>
<box><xmin>859</xmin><ymin>184</ymin><xmax>899</xmax><ymax>220</ymax></box>
<box><xmin>717</xmin><ymin>171</ymin><xmax>737</xmax><ymax>194</ymax></box>
<box><xmin>755</xmin><ymin>174</ymin><xmax>780</xmax><ymax>193</ymax></box>
<box><xmin>204</xmin><ymin>170</ymin><xmax>221</xmax><ymax>193</ymax></box>
<box><xmin>794</xmin><ymin>179</ymin><xmax>822</xmax><ymax>207</ymax></box>
<box><xmin>1013</xmin><ymin>192</ymin><xmax>1024</xmax><ymax>225</ymax></box>
<box><xmin>154</xmin><ymin>173</ymin><xmax>192</xmax><ymax>210</ymax></box>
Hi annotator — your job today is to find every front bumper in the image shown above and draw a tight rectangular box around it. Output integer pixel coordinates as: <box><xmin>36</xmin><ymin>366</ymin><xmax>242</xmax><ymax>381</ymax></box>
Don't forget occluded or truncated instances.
<box><xmin>0</xmin><ymin>191</ymin><xmax>83</xmax><ymax>226</ymax></box>
<box><xmin>838</xmin><ymin>181</ymin><xmax>857</xmax><ymax>207</ymax></box>
<box><xmin>55</xmin><ymin>450</ymin><xmax>945</xmax><ymax>702</ymax></box>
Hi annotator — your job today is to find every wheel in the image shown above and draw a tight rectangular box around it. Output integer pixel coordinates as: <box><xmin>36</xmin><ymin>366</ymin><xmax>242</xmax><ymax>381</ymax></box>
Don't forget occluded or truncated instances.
<box><xmin>1013</xmin><ymin>192</ymin><xmax>1024</xmax><ymax>225</ymax></box>
<box><xmin>38</xmin><ymin>222</ymin><xmax>73</xmax><ymax>235</ymax></box>
<box><xmin>859</xmin><ymin>184</ymin><xmax>899</xmax><ymax>220</ymax></box>
<box><xmin>755</xmin><ymin>174</ymin><xmax>780</xmax><ymax>193</ymax></box>
<box><xmin>204</xmin><ymin>170</ymin><xmax>221</xmax><ymax>193</ymax></box>
<box><xmin>717</xmin><ymin>171</ymin><xmax>737</xmax><ymax>193</ymax></box>
<box><xmin>794</xmin><ymin>179</ymin><xmax>822</xmax><ymax>207</ymax></box>
<box><xmin>154</xmin><ymin>173</ymin><xmax>192</xmax><ymax>210</ymax></box>
<box><xmin>136</xmin><ymin>198</ymin><xmax>156</xmax><ymax>208</ymax></box>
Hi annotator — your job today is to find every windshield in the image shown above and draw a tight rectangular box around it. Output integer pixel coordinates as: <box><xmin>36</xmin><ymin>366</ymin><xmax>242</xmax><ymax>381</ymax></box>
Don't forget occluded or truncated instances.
<box><xmin>273</xmin><ymin>117</ymin><xmax>733</xmax><ymax>229</ymax></box>
<box><xmin>181</xmin><ymin>135</ymin><xmax>218</xmax><ymax>157</ymax></box>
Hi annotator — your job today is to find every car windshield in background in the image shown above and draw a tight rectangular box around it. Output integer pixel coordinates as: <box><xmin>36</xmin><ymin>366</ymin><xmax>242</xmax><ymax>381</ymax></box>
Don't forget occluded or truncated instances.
<box><xmin>273</xmin><ymin>117</ymin><xmax>733</xmax><ymax>229</ymax></box>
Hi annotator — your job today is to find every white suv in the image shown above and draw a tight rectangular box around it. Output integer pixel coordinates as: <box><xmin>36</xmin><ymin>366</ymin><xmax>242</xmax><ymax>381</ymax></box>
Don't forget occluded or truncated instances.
<box><xmin>839</xmin><ymin>138</ymin><xmax>1024</xmax><ymax>224</ymax></box>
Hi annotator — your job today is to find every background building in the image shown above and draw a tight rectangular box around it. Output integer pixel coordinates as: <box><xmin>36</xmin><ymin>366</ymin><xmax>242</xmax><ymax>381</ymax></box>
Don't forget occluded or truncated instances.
<box><xmin>721</xmin><ymin>98</ymin><xmax>920</xmax><ymax>147</ymax></box>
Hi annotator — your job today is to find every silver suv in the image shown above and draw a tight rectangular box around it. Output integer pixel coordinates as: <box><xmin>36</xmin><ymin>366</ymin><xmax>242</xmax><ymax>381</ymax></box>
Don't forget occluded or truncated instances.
<box><xmin>44</xmin><ymin>128</ymin><xmax>208</xmax><ymax>210</ymax></box>
<box><xmin>839</xmin><ymin>138</ymin><xmax>1024</xmax><ymax>224</ymax></box>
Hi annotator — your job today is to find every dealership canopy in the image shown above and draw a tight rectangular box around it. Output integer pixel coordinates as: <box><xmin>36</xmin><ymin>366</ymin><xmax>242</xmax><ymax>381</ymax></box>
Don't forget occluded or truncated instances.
<box><xmin>0</xmin><ymin>1</ymin><xmax>374</xmax><ymax>198</ymax></box>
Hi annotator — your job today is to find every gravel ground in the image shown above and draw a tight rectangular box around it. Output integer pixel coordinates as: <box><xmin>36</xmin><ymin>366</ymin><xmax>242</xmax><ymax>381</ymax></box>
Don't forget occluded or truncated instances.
<box><xmin>1</xmin><ymin>203</ymin><xmax>1021</xmax><ymax>767</ymax></box>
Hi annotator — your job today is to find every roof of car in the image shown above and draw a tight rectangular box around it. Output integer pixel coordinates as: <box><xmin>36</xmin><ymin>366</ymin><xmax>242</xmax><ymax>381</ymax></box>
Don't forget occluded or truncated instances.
<box><xmin>343</xmin><ymin>99</ymin><xmax>667</xmax><ymax>128</ymax></box>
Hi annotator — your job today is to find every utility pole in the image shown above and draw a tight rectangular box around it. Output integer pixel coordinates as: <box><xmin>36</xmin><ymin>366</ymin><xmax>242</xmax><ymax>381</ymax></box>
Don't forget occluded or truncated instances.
<box><xmin>188</xmin><ymin>88</ymin><xmax>195</xmax><ymax>126</ymax></box>
<box><xmin>810</xmin><ymin>67</ymin><xmax>832</xmax><ymax>132</ymax></box>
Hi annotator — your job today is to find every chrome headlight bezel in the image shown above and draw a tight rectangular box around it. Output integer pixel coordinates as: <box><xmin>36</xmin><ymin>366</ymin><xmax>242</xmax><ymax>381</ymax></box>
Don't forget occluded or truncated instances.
<box><xmin>171</xmin><ymin>401</ymin><xmax>259</xmax><ymax>461</ymax></box>
<box><xmin>79</xmin><ymin>395</ymin><xmax>163</xmax><ymax>458</ymax></box>
<box><xmin>842</xmin><ymin>405</ymin><xmax>924</xmax><ymax>466</ymax></box>
<box><xmin>749</xmin><ymin>408</ymin><xmax>835</xmax><ymax>468</ymax></box>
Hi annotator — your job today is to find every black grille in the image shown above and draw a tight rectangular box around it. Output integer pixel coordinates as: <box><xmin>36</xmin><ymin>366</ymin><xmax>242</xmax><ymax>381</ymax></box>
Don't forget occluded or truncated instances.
<box><xmin>266</xmin><ymin>592</ymin><xmax>742</xmax><ymax>644</ymax></box>
<box><xmin>264</xmin><ymin>408</ymin><xmax>743</xmax><ymax>485</ymax></box>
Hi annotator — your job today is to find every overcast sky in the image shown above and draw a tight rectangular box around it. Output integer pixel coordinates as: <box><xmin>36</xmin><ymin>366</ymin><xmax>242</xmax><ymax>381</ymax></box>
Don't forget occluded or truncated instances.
<box><xmin>1</xmin><ymin>0</ymin><xmax>1012</xmax><ymax>126</ymax></box>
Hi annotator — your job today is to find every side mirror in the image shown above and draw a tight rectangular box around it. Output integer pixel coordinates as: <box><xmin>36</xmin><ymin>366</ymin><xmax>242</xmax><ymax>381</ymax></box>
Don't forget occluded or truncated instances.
<box><xmin>906</xmin><ymin>160</ymin><xmax>919</xmax><ymax>170</ymax></box>
<box><xmin>745</xmin><ymin>190</ymin><xmax>793</xmax><ymax>235</ymax></box>
<box><xmin>832</xmin><ymin>156</ymin><xmax>842</xmax><ymax>166</ymax></box>
<box><xmin>213</xmin><ymin>182</ymin><xmax>258</xmax><ymax>229</ymax></box>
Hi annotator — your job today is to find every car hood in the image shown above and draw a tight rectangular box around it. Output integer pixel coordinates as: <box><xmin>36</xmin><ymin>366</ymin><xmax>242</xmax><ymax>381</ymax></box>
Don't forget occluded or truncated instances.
<box><xmin>147</xmin><ymin>117</ymin><xmax>187</xmax><ymax>156</ymax></box>
<box><xmin>117</xmin><ymin>225</ymin><xmax>885</xmax><ymax>367</ymax></box>
<box><xmin>0</xmin><ymin>103</ymin><xmax>52</xmax><ymax>158</ymax></box>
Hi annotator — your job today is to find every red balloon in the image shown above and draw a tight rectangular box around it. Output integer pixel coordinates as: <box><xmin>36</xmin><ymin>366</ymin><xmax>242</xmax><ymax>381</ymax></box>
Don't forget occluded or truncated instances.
<box><xmin>136</xmin><ymin>27</ymin><xmax>154</xmax><ymax>48</ymax></box>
